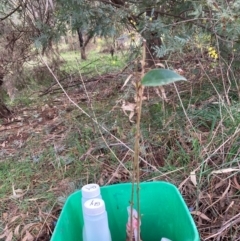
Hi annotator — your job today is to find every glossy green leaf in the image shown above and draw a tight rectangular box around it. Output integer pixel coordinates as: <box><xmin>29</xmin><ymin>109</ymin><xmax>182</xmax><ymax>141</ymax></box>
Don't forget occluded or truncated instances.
<box><xmin>141</xmin><ymin>69</ymin><xmax>187</xmax><ymax>86</ymax></box>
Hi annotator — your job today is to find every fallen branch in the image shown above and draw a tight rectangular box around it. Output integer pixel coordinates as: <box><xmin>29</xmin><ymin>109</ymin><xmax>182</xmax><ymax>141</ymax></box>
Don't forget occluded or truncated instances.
<box><xmin>39</xmin><ymin>72</ymin><xmax>122</xmax><ymax>96</ymax></box>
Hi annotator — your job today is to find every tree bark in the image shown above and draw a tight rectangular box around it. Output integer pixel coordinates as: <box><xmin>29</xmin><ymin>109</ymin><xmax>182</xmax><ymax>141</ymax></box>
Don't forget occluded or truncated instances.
<box><xmin>77</xmin><ymin>28</ymin><xmax>84</xmax><ymax>48</ymax></box>
<box><xmin>0</xmin><ymin>76</ymin><xmax>11</xmax><ymax>118</ymax></box>
<box><xmin>0</xmin><ymin>98</ymin><xmax>11</xmax><ymax>118</ymax></box>
<box><xmin>80</xmin><ymin>46</ymin><xmax>87</xmax><ymax>60</ymax></box>
<box><xmin>77</xmin><ymin>29</ymin><xmax>93</xmax><ymax>60</ymax></box>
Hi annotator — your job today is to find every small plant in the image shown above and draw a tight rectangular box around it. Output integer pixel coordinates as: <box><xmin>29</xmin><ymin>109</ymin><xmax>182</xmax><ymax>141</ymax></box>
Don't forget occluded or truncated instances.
<box><xmin>129</xmin><ymin>40</ymin><xmax>186</xmax><ymax>241</ymax></box>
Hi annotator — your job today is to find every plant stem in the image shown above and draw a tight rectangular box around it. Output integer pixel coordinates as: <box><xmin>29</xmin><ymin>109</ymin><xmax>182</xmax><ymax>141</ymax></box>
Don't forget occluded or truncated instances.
<box><xmin>130</xmin><ymin>165</ymin><xmax>134</xmax><ymax>241</ymax></box>
<box><xmin>134</xmin><ymin>39</ymin><xmax>146</xmax><ymax>241</ymax></box>
<box><xmin>134</xmin><ymin>83</ymin><xmax>143</xmax><ymax>241</ymax></box>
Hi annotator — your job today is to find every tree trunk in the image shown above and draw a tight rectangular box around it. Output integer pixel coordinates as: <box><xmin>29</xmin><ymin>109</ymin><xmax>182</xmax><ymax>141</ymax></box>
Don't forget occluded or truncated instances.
<box><xmin>77</xmin><ymin>28</ymin><xmax>84</xmax><ymax>48</ymax></box>
<box><xmin>80</xmin><ymin>46</ymin><xmax>87</xmax><ymax>60</ymax></box>
<box><xmin>77</xmin><ymin>29</ymin><xmax>93</xmax><ymax>60</ymax></box>
<box><xmin>145</xmin><ymin>34</ymin><xmax>162</xmax><ymax>68</ymax></box>
<box><xmin>0</xmin><ymin>88</ymin><xmax>11</xmax><ymax>119</ymax></box>
<box><xmin>0</xmin><ymin>71</ymin><xmax>11</xmax><ymax>118</ymax></box>
<box><xmin>0</xmin><ymin>100</ymin><xmax>11</xmax><ymax>118</ymax></box>
<box><xmin>144</xmin><ymin>9</ymin><xmax>162</xmax><ymax>68</ymax></box>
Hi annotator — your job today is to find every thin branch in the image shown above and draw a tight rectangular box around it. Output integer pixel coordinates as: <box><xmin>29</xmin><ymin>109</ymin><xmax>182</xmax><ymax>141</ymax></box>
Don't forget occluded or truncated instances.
<box><xmin>0</xmin><ymin>4</ymin><xmax>22</xmax><ymax>21</ymax></box>
<box><xmin>40</xmin><ymin>55</ymin><xmax>162</xmax><ymax>173</ymax></box>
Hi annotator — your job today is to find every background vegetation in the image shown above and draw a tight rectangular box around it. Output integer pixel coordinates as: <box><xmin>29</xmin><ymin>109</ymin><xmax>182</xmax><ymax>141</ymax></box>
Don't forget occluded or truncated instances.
<box><xmin>0</xmin><ymin>0</ymin><xmax>240</xmax><ymax>240</ymax></box>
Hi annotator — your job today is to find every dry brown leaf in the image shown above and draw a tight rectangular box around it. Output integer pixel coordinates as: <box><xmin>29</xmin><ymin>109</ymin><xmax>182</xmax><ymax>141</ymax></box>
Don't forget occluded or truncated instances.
<box><xmin>121</xmin><ymin>101</ymin><xmax>136</xmax><ymax>122</ymax></box>
<box><xmin>134</xmin><ymin>95</ymin><xmax>147</xmax><ymax>103</ymax></box>
<box><xmin>224</xmin><ymin>201</ymin><xmax>234</xmax><ymax>213</ymax></box>
<box><xmin>128</xmin><ymin>111</ymin><xmax>134</xmax><ymax>122</ymax></box>
<box><xmin>213</xmin><ymin>179</ymin><xmax>226</xmax><ymax>190</ymax></box>
<box><xmin>10</xmin><ymin>185</ymin><xmax>29</xmax><ymax>199</ymax></box>
<box><xmin>205</xmin><ymin>213</ymin><xmax>240</xmax><ymax>240</ymax></box>
<box><xmin>175</xmin><ymin>68</ymin><xmax>184</xmax><ymax>74</ymax></box>
<box><xmin>191</xmin><ymin>211</ymin><xmax>211</xmax><ymax>221</ymax></box>
<box><xmin>211</xmin><ymin>168</ymin><xmax>240</xmax><ymax>174</ymax></box>
<box><xmin>3</xmin><ymin>212</ymin><xmax>8</xmax><ymax>221</ymax></box>
<box><xmin>121</xmin><ymin>74</ymin><xmax>133</xmax><ymax>90</ymax></box>
<box><xmin>9</xmin><ymin>215</ymin><xmax>21</xmax><ymax>224</ymax></box>
<box><xmin>41</xmin><ymin>104</ymin><xmax>49</xmax><ymax>112</ymax></box>
<box><xmin>131</xmin><ymin>80</ymin><xmax>136</xmax><ymax>88</ymax></box>
<box><xmin>6</xmin><ymin>230</ymin><xmax>13</xmax><ymax>241</ymax></box>
<box><xmin>0</xmin><ymin>234</ymin><xmax>6</xmax><ymax>239</ymax></box>
<box><xmin>112</xmin><ymin>172</ymin><xmax>122</xmax><ymax>178</ymax></box>
<box><xmin>21</xmin><ymin>223</ymin><xmax>37</xmax><ymax>236</ymax></box>
<box><xmin>155</xmin><ymin>63</ymin><xmax>165</xmax><ymax>68</ymax></box>
<box><xmin>190</xmin><ymin>170</ymin><xmax>197</xmax><ymax>186</ymax></box>
<box><xmin>233</xmin><ymin>175</ymin><xmax>240</xmax><ymax>189</ymax></box>
<box><xmin>155</xmin><ymin>86</ymin><xmax>167</xmax><ymax>101</ymax></box>
<box><xmin>14</xmin><ymin>224</ymin><xmax>21</xmax><ymax>237</ymax></box>
<box><xmin>22</xmin><ymin>230</ymin><xmax>34</xmax><ymax>241</ymax></box>
<box><xmin>205</xmin><ymin>179</ymin><xmax>231</xmax><ymax>211</ymax></box>
<box><xmin>178</xmin><ymin>177</ymin><xmax>189</xmax><ymax>190</ymax></box>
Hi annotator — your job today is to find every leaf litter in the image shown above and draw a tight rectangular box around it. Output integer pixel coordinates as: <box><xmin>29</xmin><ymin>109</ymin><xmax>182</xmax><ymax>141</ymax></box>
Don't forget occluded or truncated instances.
<box><xmin>0</xmin><ymin>65</ymin><xmax>240</xmax><ymax>241</ymax></box>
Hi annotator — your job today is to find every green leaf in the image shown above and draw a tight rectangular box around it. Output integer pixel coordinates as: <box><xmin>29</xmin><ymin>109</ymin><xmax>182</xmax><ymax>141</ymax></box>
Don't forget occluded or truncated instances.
<box><xmin>141</xmin><ymin>69</ymin><xmax>187</xmax><ymax>87</ymax></box>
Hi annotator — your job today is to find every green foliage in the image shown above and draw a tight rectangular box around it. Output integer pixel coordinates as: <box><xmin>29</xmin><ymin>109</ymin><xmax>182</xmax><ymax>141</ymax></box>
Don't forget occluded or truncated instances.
<box><xmin>154</xmin><ymin>35</ymin><xmax>190</xmax><ymax>58</ymax></box>
<box><xmin>141</xmin><ymin>69</ymin><xmax>186</xmax><ymax>86</ymax></box>
<box><xmin>43</xmin><ymin>0</ymin><xmax>239</xmax><ymax>65</ymax></box>
<box><xmin>60</xmin><ymin>50</ymin><xmax>126</xmax><ymax>75</ymax></box>
<box><xmin>55</xmin><ymin>0</ymin><xmax>126</xmax><ymax>37</ymax></box>
<box><xmin>2</xmin><ymin>0</ymin><xmax>240</xmax><ymax>71</ymax></box>
<box><xmin>0</xmin><ymin>159</ymin><xmax>34</xmax><ymax>198</ymax></box>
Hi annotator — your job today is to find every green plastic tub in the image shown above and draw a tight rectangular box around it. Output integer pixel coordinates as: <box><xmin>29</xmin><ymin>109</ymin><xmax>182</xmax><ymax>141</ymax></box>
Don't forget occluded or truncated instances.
<box><xmin>51</xmin><ymin>182</ymin><xmax>200</xmax><ymax>241</ymax></box>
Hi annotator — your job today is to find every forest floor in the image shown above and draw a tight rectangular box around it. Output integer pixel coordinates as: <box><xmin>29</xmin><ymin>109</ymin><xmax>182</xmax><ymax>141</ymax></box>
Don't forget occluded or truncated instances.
<box><xmin>0</xmin><ymin>47</ymin><xmax>240</xmax><ymax>241</ymax></box>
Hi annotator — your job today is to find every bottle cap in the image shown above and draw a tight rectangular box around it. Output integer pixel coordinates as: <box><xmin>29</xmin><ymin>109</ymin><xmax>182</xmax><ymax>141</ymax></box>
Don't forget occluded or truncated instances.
<box><xmin>83</xmin><ymin>198</ymin><xmax>105</xmax><ymax>216</ymax></box>
<box><xmin>82</xmin><ymin>184</ymin><xmax>100</xmax><ymax>199</ymax></box>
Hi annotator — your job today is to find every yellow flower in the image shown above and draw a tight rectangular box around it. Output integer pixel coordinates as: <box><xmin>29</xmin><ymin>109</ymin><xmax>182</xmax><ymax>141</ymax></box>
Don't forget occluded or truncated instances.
<box><xmin>149</xmin><ymin>17</ymin><xmax>152</xmax><ymax>21</ymax></box>
<box><xmin>210</xmin><ymin>50</ymin><xmax>216</xmax><ymax>55</ymax></box>
<box><xmin>208</xmin><ymin>46</ymin><xmax>218</xmax><ymax>59</ymax></box>
<box><xmin>210</xmin><ymin>53</ymin><xmax>218</xmax><ymax>60</ymax></box>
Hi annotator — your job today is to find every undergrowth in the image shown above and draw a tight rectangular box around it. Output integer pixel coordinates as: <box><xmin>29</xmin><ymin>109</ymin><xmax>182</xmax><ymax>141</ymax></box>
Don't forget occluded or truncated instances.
<box><xmin>0</xmin><ymin>43</ymin><xmax>240</xmax><ymax>241</ymax></box>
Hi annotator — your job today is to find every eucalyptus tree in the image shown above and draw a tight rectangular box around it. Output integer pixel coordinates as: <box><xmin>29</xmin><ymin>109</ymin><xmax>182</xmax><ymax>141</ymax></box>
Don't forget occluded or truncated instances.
<box><xmin>55</xmin><ymin>0</ymin><xmax>127</xmax><ymax>59</ymax></box>
<box><xmin>55</xmin><ymin>0</ymin><xmax>240</xmax><ymax>69</ymax></box>
<box><xmin>0</xmin><ymin>0</ymin><xmax>240</xmax><ymax>116</ymax></box>
<box><xmin>0</xmin><ymin>0</ymin><xmax>59</xmax><ymax>116</ymax></box>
